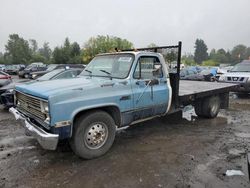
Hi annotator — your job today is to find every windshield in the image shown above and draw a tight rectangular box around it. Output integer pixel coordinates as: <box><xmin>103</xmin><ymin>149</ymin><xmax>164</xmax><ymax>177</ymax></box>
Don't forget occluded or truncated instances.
<box><xmin>46</xmin><ymin>64</ymin><xmax>58</xmax><ymax>71</ymax></box>
<box><xmin>80</xmin><ymin>54</ymin><xmax>134</xmax><ymax>79</ymax></box>
<box><xmin>231</xmin><ymin>63</ymin><xmax>250</xmax><ymax>72</ymax></box>
<box><xmin>37</xmin><ymin>69</ymin><xmax>63</xmax><ymax>81</ymax></box>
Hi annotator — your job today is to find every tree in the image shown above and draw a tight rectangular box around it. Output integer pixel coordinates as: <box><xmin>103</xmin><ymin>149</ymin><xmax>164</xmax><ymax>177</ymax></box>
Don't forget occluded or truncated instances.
<box><xmin>38</xmin><ymin>42</ymin><xmax>52</xmax><ymax>62</ymax></box>
<box><xmin>71</xmin><ymin>42</ymin><xmax>81</xmax><ymax>57</ymax></box>
<box><xmin>209</xmin><ymin>48</ymin><xmax>228</xmax><ymax>64</ymax></box>
<box><xmin>29</xmin><ymin>39</ymin><xmax>38</xmax><ymax>53</ymax></box>
<box><xmin>0</xmin><ymin>52</ymin><xmax>4</xmax><ymax>64</ymax></box>
<box><xmin>4</xmin><ymin>34</ymin><xmax>32</xmax><ymax>64</ymax></box>
<box><xmin>147</xmin><ymin>43</ymin><xmax>157</xmax><ymax>48</ymax></box>
<box><xmin>194</xmin><ymin>39</ymin><xmax>208</xmax><ymax>64</ymax></box>
<box><xmin>52</xmin><ymin>38</ymin><xmax>82</xmax><ymax>64</ymax></box>
<box><xmin>231</xmin><ymin>44</ymin><xmax>247</xmax><ymax>64</ymax></box>
<box><xmin>82</xmin><ymin>35</ymin><xmax>133</xmax><ymax>63</ymax></box>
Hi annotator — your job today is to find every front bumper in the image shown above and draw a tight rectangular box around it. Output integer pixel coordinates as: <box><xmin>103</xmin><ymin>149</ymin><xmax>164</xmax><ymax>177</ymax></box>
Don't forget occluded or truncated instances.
<box><xmin>9</xmin><ymin>107</ymin><xmax>59</xmax><ymax>150</ymax></box>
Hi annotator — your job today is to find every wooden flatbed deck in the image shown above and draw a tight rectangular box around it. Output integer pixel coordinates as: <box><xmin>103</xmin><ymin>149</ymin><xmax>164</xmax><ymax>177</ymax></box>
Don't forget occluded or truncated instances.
<box><xmin>178</xmin><ymin>80</ymin><xmax>237</xmax><ymax>104</ymax></box>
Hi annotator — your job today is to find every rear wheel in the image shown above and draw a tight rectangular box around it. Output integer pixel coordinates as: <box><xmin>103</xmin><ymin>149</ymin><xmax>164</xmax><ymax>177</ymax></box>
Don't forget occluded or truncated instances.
<box><xmin>24</xmin><ymin>74</ymin><xmax>29</xmax><ymax>79</ymax></box>
<box><xmin>70</xmin><ymin>110</ymin><xmax>116</xmax><ymax>159</ymax></box>
<box><xmin>195</xmin><ymin>96</ymin><xmax>220</xmax><ymax>118</ymax></box>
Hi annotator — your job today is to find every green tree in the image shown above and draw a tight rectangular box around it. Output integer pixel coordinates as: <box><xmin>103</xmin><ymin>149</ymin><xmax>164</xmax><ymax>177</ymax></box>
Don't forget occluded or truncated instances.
<box><xmin>4</xmin><ymin>34</ymin><xmax>32</xmax><ymax>64</ymax></box>
<box><xmin>52</xmin><ymin>38</ymin><xmax>82</xmax><ymax>64</ymax></box>
<box><xmin>29</xmin><ymin>39</ymin><xmax>38</xmax><ymax>53</ymax></box>
<box><xmin>209</xmin><ymin>48</ymin><xmax>228</xmax><ymax>64</ymax></box>
<box><xmin>194</xmin><ymin>39</ymin><xmax>208</xmax><ymax>64</ymax></box>
<box><xmin>38</xmin><ymin>42</ymin><xmax>52</xmax><ymax>62</ymax></box>
<box><xmin>82</xmin><ymin>35</ymin><xmax>133</xmax><ymax>63</ymax></box>
<box><xmin>71</xmin><ymin>42</ymin><xmax>81</xmax><ymax>57</ymax></box>
<box><xmin>0</xmin><ymin>52</ymin><xmax>4</xmax><ymax>64</ymax></box>
<box><xmin>182</xmin><ymin>54</ymin><xmax>196</xmax><ymax>66</ymax></box>
<box><xmin>231</xmin><ymin>44</ymin><xmax>247</xmax><ymax>64</ymax></box>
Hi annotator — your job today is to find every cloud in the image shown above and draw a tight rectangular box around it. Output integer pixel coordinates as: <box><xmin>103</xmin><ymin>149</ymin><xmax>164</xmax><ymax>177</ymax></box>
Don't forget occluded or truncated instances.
<box><xmin>0</xmin><ymin>0</ymin><xmax>250</xmax><ymax>53</ymax></box>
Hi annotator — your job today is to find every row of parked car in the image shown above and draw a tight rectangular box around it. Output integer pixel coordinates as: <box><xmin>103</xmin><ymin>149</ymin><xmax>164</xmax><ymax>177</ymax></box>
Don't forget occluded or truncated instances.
<box><xmin>179</xmin><ymin>66</ymin><xmax>218</xmax><ymax>82</ymax></box>
<box><xmin>0</xmin><ymin>63</ymin><xmax>86</xmax><ymax>109</ymax></box>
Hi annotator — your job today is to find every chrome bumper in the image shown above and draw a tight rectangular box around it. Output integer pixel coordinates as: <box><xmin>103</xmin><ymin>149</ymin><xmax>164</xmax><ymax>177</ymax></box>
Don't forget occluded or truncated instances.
<box><xmin>9</xmin><ymin>107</ymin><xmax>59</xmax><ymax>150</ymax></box>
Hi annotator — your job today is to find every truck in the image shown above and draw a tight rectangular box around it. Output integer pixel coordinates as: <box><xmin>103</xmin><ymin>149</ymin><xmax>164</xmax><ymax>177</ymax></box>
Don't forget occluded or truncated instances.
<box><xmin>10</xmin><ymin>42</ymin><xmax>236</xmax><ymax>159</ymax></box>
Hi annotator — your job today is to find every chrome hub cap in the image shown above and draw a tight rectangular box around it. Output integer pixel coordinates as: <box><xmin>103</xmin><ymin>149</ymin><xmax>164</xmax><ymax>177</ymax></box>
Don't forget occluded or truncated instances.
<box><xmin>85</xmin><ymin>123</ymin><xmax>108</xmax><ymax>149</ymax></box>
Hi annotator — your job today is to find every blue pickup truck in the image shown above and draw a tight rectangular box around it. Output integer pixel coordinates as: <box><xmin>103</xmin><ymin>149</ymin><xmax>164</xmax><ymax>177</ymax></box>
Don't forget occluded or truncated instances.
<box><xmin>10</xmin><ymin>43</ymin><xmax>236</xmax><ymax>159</ymax></box>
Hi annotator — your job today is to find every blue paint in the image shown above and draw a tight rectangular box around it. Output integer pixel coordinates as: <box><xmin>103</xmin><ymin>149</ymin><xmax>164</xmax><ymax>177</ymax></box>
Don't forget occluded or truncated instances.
<box><xmin>15</xmin><ymin>52</ymin><xmax>170</xmax><ymax>140</ymax></box>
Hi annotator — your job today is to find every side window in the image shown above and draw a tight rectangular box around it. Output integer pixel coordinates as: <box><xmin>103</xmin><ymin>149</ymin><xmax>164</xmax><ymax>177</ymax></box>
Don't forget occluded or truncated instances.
<box><xmin>134</xmin><ymin>56</ymin><xmax>163</xmax><ymax>79</ymax></box>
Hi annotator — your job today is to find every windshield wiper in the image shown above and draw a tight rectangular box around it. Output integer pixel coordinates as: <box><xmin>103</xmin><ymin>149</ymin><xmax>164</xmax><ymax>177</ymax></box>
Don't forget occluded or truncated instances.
<box><xmin>85</xmin><ymin>69</ymin><xmax>92</xmax><ymax>74</ymax></box>
<box><xmin>99</xmin><ymin>70</ymin><xmax>112</xmax><ymax>80</ymax></box>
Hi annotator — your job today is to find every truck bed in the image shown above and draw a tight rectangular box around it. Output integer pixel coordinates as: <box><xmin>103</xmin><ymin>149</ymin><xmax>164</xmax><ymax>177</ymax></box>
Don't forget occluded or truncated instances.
<box><xmin>178</xmin><ymin>80</ymin><xmax>237</xmax><ymax>104</ymax></box>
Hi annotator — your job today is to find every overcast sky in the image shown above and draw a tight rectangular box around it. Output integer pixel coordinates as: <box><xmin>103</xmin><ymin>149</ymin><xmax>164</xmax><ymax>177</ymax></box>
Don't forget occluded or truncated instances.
<box><xmin>0</xmin><ymin>0</ymin><xmax>250</xmax><ymax>54</ymax></box>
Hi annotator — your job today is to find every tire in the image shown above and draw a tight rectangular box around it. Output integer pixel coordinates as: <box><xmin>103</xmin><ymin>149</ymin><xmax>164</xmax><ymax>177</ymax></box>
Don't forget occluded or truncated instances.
<box><xmin>195</xmin><ymin>96</ymin><xmax>220</xmax><ymax>118</ymax></box>
<box><xmin>70</xmin><ymin>110</ymin><xmax>116</xmax><ymax>159</ymax></box>
<box><xmin>24</xmin><ymin>74</ymin><xmax>29</xmax><ymax>79</ymax></box>
<box><xmin>202</xmin><ymin>96</ymin><xmax>220</xmax><ymax>118</ymax></box>
<box><xmin>194</xmin><ymin>100</ymin><xmax>204</xmax><ymax>117</ymax></box>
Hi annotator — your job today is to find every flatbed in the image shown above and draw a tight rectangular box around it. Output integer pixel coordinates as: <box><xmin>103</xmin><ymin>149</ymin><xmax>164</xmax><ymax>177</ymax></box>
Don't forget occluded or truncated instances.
<box><xmin>179</xmin><ymin>80</ymin><xmax>237</xmax><ymax>104</ymax></box>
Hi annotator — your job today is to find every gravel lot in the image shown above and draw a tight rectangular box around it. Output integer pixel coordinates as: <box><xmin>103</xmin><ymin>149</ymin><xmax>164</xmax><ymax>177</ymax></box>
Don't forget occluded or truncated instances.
<box><xmin>0</xmin><ymin>79</ymin><xmax>250</xmax><ymax>188</ymax></box>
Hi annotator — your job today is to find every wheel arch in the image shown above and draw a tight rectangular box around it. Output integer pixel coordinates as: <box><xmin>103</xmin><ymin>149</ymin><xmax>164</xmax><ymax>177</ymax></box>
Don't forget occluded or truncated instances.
<box><xmin>72</xmin><ymin>105</ymin><xmax>122</xmax><ymax>129</ymax></box>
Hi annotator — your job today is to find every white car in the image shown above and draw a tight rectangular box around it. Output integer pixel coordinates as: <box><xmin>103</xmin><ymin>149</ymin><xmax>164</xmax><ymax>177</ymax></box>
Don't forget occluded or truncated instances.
<box><xmin>219</xmin><ymin>60</ymin><xmax>250</xmax><ymax>93</ymax></box>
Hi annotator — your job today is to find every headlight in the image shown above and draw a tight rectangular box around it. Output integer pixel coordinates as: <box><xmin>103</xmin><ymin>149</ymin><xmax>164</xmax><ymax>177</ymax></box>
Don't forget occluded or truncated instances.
<box><xmin>219</xmin><ymin>76</ymin><xmax>226</xmax><ymax>82</ymax></box>
<box><xmin>32</xmin><ymin>74</ymin><xmax>37</xmax><ymax>79</ymax></box>
<box><xmin>40</xmin><ymin>101</ymin><xmax>49</xmax><ymax>113</ymax></box>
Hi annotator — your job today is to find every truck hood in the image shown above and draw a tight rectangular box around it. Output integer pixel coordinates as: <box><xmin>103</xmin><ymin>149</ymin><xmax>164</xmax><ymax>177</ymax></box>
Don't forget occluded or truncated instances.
<box><xmin>223</xmin><ymin>72</ymin><xmax>250</xmax><ymax>77</ymax></box>
<box><xmin>15</xmin><ymin>77</ymin><xmax>108</xmax><ymax>99</ymax></box>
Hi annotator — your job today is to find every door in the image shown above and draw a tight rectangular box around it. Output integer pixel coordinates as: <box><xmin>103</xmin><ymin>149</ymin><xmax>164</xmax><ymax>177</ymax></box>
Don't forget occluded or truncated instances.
<box><xmin>131</xmin><ymin>56</ymin><xmax>169</xmax><ymax>120</ymax></box>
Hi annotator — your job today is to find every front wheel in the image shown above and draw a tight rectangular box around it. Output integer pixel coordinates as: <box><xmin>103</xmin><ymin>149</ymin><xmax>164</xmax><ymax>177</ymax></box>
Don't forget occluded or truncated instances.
<box><xmin>70</xmin><ymin>110</ymin><xmax>116</xmax><ymax>159</ymax></box>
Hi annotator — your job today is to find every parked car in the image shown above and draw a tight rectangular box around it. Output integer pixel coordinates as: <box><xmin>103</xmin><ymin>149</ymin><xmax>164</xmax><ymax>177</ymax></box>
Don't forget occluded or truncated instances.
<box><xmin>0</xmin><ymin>65</ymin><xmax>6</xmax><ymax>71</ymax></box>
<box><xmin>5</xmin><ymin>64</ymin><xmax>25</xmax><ymax>75</ymax></box>
<box><xmin>0</xmin><ymin>68</ymin><xmax>83</xmax><ymax>109</ymax></box>
<box><xmin>180</xmin><ymin>68</ymin><xmax>215</xmax><ymax>81</ymax></box>
<box><xmin>216</xmin><ymin>66</ymin><xmax>233</xmax><ymax>80</ymax></box>
<box><xmin>18</xmin><ymin>62</ymin><xmax>46</xmax><ymax>78</ymax></box>
<box><xmin>30</xmin><ymin>64</ymin><xmax>85</xmax><ymax>79</ymax></box>
<box><xmin>218</xmin><ymin>60</ymin><xmax>250</xmax><ymax>94</ymax></box>
<box><xmin>0</xmin><ymin>71</ymin><xmax>12</xmax><ymax>87</ymax></box>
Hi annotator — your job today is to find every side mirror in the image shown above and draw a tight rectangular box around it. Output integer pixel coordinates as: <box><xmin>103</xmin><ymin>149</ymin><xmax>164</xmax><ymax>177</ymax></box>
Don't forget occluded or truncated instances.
<box><xmin>152</xmin><ymin>64</ymin><xmax>162</xmax><ymax>77</ymax></box>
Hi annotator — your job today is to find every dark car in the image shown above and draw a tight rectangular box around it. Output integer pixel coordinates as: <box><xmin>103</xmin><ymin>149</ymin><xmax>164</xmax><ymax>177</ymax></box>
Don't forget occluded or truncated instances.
<box><xmin>0</xmin><ymin>68</ymin><xmax>83</xmax><ymax>109</ymax></box>
<box><xmin>180</xmin><ymin>68</ymin><xmax>215</xmax><ymax>81</ymax></box>
<box><xmin>30</xmin><ymin>64</ymin><xmax>86</xmax><ymax>79</ymax></box>
<box><xmin>18</xmin><ymin>62</ymin><xmax>46</xmax><ymax>78</ymax></box>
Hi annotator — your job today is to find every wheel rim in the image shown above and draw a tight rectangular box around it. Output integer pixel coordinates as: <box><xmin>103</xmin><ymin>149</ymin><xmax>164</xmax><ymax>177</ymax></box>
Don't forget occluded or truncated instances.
<box><xmin>210</xmin><ymin>98</ymin><xmax>219</xmax><ymax>114</ymax></box>
<box><xmin>84</xmin><ymin>123</ymin><xmax>108</xmax><ymax>150</ymax></box>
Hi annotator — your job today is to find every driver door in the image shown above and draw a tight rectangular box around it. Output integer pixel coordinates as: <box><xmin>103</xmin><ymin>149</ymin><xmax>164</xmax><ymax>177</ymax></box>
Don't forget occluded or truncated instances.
<box><xmin>131</xmin><ymin>56</ymin><xmax>169</xmax><ymax>121</ymax></box>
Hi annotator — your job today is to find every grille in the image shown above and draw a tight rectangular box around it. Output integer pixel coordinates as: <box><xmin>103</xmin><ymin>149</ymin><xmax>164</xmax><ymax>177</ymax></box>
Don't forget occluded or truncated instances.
<box><xmin>227</xmin><ymin>77</ymin><xmax>245</xmax><ymax>82</ymax></box>
<box><xmin>16</xmin><ymin>91</ymin><xmax>46</xmax><ymax>121</ymax></box>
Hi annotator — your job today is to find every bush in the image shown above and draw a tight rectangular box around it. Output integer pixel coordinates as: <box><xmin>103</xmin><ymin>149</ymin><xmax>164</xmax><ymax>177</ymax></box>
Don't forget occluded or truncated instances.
<box><xmin>202</xmin><ymin>60</ymin><xmax>219</xmax><ymax>66</ymax></box>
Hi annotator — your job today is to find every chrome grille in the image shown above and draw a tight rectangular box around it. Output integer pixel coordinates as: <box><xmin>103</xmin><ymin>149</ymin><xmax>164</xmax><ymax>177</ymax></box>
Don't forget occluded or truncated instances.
<box><xmin>16</xmin><ymin>91</ymin><xmax>46</xmax><ymax>121</ymax></box>
<box><xmin>226</xmin><ymin>77</ymin><xmax>246</xmax><ymax>82</ymax></box>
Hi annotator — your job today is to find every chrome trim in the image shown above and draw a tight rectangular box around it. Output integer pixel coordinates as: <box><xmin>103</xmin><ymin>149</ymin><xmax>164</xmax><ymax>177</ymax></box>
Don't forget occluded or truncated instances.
<box><xmin>15</xmin><ymin>90</ymin><xmax>48</xmax><ymax>102</ymax></box>
<box><xmin>9</xmin><ymin>107</ymin><xmax>58</xmax><ymax>150</ymax></box>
